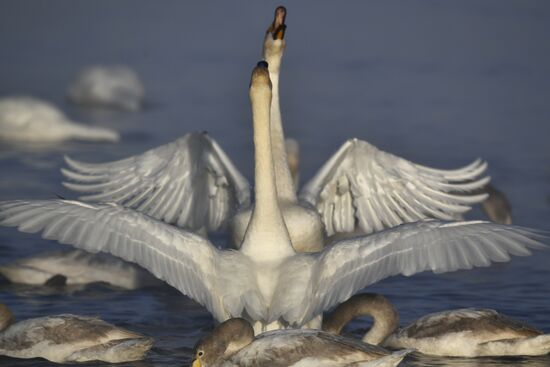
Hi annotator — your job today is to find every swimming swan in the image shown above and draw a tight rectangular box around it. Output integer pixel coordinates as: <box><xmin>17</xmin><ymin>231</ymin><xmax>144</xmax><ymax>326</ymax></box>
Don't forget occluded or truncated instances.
<box><xmin>0</xmin><ymin>303</ymin><xmax>153</xmax><ymax>363</ymax></box>
<box><xmin>323</xmin><ymin>293</ymin><xmax>550</xmax><ymax>357</ymax></box>
<box><xmin>0</xmin><ymin>63</ymin><xmax>546</xmax><ymax>335</ymax></box>
<box><xmin>191</xmin><ymin>318</ymin><xmax>411</xmax><ymax>367</ymax></box>
<box><xmin>68</xmin><ymin>65</ymin><xmax>145</xmax><ymax>111</ymax></box>
<box><xmin>0</xmin><ymin>96</ymin><xmax>119</xmax><ymax>143</ymax></box>
<box><xmin>0</xmin><ymin>249</ymin><xmax>161</xmax><ymax>289</ymax></box>
<box><xmin>60</xmin><ymin>7</ymin><xmax>489</xmax><ymax>251</ymax></box>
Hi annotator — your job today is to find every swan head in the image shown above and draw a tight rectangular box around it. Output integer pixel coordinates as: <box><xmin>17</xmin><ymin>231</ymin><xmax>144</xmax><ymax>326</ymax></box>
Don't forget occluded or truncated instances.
<box><xmin>263</xmin><ymin>6</ymin><xmax>286</xmax><ymax>74</ymax></box>
<box><xmin>0</xmin><ymin>304</ymin><xmax>14</xmax><ymax>332</ymax></box>
<box><xmin>250</xmin><ymin>61</ymin><xmax>272</xmax><ymax>97</ymax></box>
<box><xmin>191</xmin><ymin>318</ymin><xmax>255</xmax><ymax>367</ymax></box>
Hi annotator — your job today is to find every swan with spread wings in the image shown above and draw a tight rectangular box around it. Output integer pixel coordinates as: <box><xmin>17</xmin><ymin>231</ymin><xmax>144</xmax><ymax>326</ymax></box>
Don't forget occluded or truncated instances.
<box><xmin>61</xmin><ymin>7</ymin><xmax>489</xmax><ymax>253</ymax></box>
<box><xmin>0</xmin><ymin>63</ymin><xmax>546</xmax><ymax>335</ymax></box>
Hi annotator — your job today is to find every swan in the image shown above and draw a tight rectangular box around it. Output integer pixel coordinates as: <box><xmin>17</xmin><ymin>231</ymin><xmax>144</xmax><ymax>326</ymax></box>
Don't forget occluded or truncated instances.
<box><xmin>0</xmin><ymin>63</ymin><xmax>546</xmax><ymax>335</ymax></box>
<box><xmin>478</xmin><ymin>184</ymin><xmax>512</xmax><ymax>225</ymax></box>
<box><xmin>68</xmin><ymin>65</ymin><xmax>145</xmax><ymax>111</ymax></box>
<box><xmin>0</xmin><ymin>249</ymin><xmax>161</xmax><ymax>289</ymax></box>
<box><xmin>322</xmin><ymin>293</ymin><xmax>550</xmax><ymax>357</ymax></box>
<box><xmin>0</xmin><ymin>96</ymin><xmax>119</xmax><ymax>143</ymax></box>
<box><xmin>60</xmin><ymin>6</ymin><xmax>489</xmax><ymax>251</ymax></box>
<box><xmin>0</xmin><ymin>303</ymin><xmax>153</xmax><ymax>363</ymax></box>
<box><xmin>190</xmin><ymin>318</ymin><xmax>411</xmax><ymax>367</ymax></box>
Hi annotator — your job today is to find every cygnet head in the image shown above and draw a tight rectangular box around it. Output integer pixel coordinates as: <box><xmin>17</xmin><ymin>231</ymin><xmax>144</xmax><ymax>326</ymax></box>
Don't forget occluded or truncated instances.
<box><xmin>263</xmin><ymin>6</ymin><xmax>286</xmax><ymax>74</ymax></box>
<box><xmin>191</xmin><ymin>318</ymin><xmax>255</xmax><ymax>367</ymax></box>
<box><xmin>0</xmin><ymin>304</ymin><xmax>14</xmax><ymax>332</ymax></box>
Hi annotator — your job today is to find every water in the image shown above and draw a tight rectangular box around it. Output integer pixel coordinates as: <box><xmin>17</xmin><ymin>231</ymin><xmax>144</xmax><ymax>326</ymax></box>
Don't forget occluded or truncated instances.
<box><xmin>1</xmin><ymin>1</ymin><xmax>550</xmax><ymax>366</ymax></box>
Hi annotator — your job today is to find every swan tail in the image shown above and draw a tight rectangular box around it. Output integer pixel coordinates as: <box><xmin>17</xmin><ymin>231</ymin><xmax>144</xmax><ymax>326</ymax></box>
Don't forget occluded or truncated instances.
<box><xmin>477</xmin><ymin>334</ymin><xmax>550</xmax><ymax>357</ymax></box>
<box><xmin>65</xmin><ymin>124</ymin><xmax>119</xmax><ymax>143</ymax></box>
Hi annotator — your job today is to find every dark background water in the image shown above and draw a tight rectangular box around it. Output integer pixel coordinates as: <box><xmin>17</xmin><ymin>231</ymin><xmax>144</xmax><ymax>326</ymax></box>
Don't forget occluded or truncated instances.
<box><xmin>0</xmin><ymin>1</ymin><xmax>549</xmax><ymax>366</ymax></box>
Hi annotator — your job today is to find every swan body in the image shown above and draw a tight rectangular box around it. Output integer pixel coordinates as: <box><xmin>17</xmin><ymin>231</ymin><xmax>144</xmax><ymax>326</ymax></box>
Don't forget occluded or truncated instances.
<box><xmin>384</xmin><ymin>308</ymin><xmax>550</xmax><ymax>357</ymax></box>
<box><xmin>0</xmin><ymin>97</ymin><xmax>119</xmax><ymax>142</ymax></box>
<box><xmin>68</xmin><ymin>65</ymin><xmax>145</xmax><ymax>111</ymax></box>
<box><xmin>60</xmin><ymin>7</ymin><xmax>489</xmax><ymax>252</ymax></box>
<box><xmin>191</xmin><ymin>318</ymin><xmax>411</xmax><ymax>367</ymax></box>
<box><xmin>0</xmin><ymin>64</ymin><xmax>546</xmax><ymax>335</ymax></box>
<box><xmin>0</xmin><ymin>304</ymin><xmax>152</xmax><ymax>363</ymax></box>
<box><xmin>0</xmin><ymin>249</ymin><xmax>161</xmax><ymax>289</ymax></box>
<box><xmin>323</xmin><ymin>293</ymin><xmax>550</xmax><ymax>357</ymax></box>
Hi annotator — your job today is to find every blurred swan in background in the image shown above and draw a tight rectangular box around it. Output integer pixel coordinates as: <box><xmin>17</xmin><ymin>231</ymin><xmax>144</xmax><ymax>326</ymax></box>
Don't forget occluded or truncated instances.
<box><xmin>323</xmin><ymin>293</ymin><xmax>550</xmax><ymax>357</ymax></box>
<box><xmin>0</xmin><ymin>303</ymin><xmax>153</xmax><ymax>363</ymax></box>
<box><xmin>0</xmin><ymin>96</ymin><xmax>119</xmax><ymax>143</ymax></box>
<box><xmin>68</xmin><ymin>65</ymin><xmax>145</xmax><ymax>111</ymax></box>
<box><xmin>61</xmin><ymin>7</ymin><xmax>489</xmax><ymax>253</ymax></box>
<box><xmin>0</xmin><ymin>63</ymin><xmax>546</xmax><ymax>335</ymax></box>
<box><xmin>0</xmin><ymin>249</ymin><xmax>161</xmax><ymax>289</ymax></box>
<box><xmin>191</xmin><ymin>317</ymin><xmax>411</xmax><ymax>367</ymax></box>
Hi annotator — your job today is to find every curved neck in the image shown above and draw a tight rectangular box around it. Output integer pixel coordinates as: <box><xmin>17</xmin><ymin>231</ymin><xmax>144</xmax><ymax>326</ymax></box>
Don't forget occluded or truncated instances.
<box><xmin>240</xmin><ymin>83</ymin><xmax>294</xmax><ymax>259</ymax></box>
<box><xmin>322</xmin><ymin>294</ymin><xmax>399</xmax><ymax>345</ymax></box>
<box><xmin>0</xmin><ymin>304</ymin><xmax>13</xmax><ymax>332</ymax></box>
<box><xmin>266</xmin><ymin>54</ymin><xmax>297</xmax><ymax>202</ymax></box>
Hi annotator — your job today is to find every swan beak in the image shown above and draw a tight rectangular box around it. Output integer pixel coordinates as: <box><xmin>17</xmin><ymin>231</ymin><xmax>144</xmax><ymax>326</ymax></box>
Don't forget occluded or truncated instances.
<box><xmin>268</xmin><ymin>6</ymin><xmax>286</xmax><ymax>40</ymax></box>
<box><xmin>192</xmin><ymin>359</ymin><xmax>201</xmax><ymax>367</ymax></box>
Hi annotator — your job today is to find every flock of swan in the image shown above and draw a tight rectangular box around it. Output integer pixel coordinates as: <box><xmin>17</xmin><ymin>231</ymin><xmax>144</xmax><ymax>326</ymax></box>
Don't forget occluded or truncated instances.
<box><xmin>0</xmin><ymin>6</ymin><xmax>548</xmax><ymax>367</ymax></box>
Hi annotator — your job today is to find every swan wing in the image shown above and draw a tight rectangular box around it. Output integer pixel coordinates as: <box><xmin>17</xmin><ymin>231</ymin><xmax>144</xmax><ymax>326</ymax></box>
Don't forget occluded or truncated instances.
<box><xmin>62</xmin><ymin>133</ymin><xmax>250</xmax><ymax>232</ymax></box>
<box><xmin>272</xmin><ymin>220</ymin><xmax>547</xmax><ymax>325</ymax></box>
<box><xmin>0</xmin><ymin>200</ymin><xmax>263</xmax><ymax>321</ymax></box>
<box><xmin>299</xmin><ymin>139</ymin><xmax>490</xmax><ymax>236</ymax></box>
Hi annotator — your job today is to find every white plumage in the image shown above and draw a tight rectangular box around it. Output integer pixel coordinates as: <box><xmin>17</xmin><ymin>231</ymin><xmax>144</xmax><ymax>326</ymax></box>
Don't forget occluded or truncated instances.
<box><xmin>60</xmin><ymin>8</ymin><xmax>489</xmax><ymax>250</ymax></box>
<box><xmin>68</xmin><ymin>65</ymin><xmax>145</xmax><ymax>111</ymax></box>
<box><xmin>0</xmin><ymin>63</ymin><xmax>546</xmax><ymax>334</ymax></box>
<box><xmin>0</xmin><ymin>96</ymin><xmax>119</xmax><ymax>143</ymax></box>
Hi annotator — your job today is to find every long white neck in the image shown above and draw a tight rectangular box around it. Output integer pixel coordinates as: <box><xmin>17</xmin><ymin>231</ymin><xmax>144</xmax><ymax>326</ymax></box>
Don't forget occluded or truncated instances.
<box><xmin>240</xmin><ymin>74</ymin><xmax>294</xmax><ymax>260</ymax></box>
<box><xmin>263</xmin><ymin>40</ymin><xmax>297</xmax><ymax>203</ymax></box>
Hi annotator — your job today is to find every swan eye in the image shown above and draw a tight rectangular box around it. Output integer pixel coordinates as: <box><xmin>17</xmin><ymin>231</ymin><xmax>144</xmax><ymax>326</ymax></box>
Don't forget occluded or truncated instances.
<box><xmin>198</xmin><ymin>351</ymin><xmax>204</xmax><ymax>357</ymax></box>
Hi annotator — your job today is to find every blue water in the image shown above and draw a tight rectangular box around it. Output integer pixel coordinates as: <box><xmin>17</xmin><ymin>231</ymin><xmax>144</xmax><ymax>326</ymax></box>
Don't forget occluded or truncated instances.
<box><xmin>1</xmin><ymin>1</ymin><xmax>550</xmax><ymax>366</ymax></box>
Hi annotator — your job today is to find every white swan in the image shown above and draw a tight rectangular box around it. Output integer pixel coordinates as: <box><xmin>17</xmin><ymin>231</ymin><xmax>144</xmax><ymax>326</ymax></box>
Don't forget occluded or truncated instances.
<box><xmin>191</xmin><ymin>318</ymin><xmax>411</xmax><ymax>367</ymax></box>
<box><xmin>0</xmin><ymin>249</ymin><xmax>161</xmax><ymax>289</ymax></box>
<box><xmin>60</xmin><ymin>7</ymin><xmax>489</xmax><ymax>252</ymax></box>
<box><xmin>0</xmin><ymin>96</ymin><xmax>119</xmax><ymax>143</ymax></box>
<box><xmin>323</xmin><ymin>293</ymin><xmax>550</xmax><ymax>357</ymax></box>
<box><xmin>0</xmin><ymin>63</ymin><xmax>546</xmax><ymax>336</ymax></box>
<box><xmin>68</xmin><ymin>65</ymin><xmax>145</xmax><ymax>111</ymax></box>
<box><xmin>0</xmin><ymin>303</ymin><xmax>153</xmax><ymax>363</ymax></box>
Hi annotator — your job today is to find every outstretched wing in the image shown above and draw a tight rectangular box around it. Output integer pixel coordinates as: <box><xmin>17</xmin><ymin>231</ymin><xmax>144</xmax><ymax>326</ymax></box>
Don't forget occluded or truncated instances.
<box><xmin>62</xmin><ymin>133</ymin><xmax>250</xmax><ymax>232</ymax></box>
<box><xmin>0</xmin><ymin>200</ymin><xmax>262</xmax><ymax>321</ymax></box>
<box><xmin>272</xmin><ymin>220</ymin><xmax>547</xmax><ymax>325</ymax></box>
<box><xmin>300</xmin><ymin>139</ymin><xmax>490</xmax><ymax>236</ymax></box>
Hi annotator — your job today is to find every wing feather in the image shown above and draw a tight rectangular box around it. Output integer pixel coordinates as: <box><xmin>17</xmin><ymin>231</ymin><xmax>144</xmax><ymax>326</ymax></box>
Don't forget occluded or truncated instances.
<box><xmin>300</xmin><ymin>139</ymin><xmax>490</xmax><ymax>236</ymax></box>
<box><xmin>0</xmin><ymin>200</ymin><xmax>262</xmax><ymax>322</ymax></box>
<box><xmin>272</xmin><ymin>220</ymin><xmax>547</xmax><ymax>325</ymax></box>
<box><xmin>61</xmin><ymin>133</ymin><xmax>250</xmax><ymax>232</ymax></box>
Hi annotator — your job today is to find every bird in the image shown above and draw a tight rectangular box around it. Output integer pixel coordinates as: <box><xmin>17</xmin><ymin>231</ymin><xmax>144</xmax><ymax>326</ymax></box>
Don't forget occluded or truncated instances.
<box><xmin>0</xmin><ymin>96</ymin><xmax>119</xmax><ymax>143</ymax></box>
<box><xmin>67</xmin><ymin>65</ymin><xmax>145</xmax><ymax>111</ymax></box>
<box><xmin>0</xmin><ymin>63</ymin><xmax>547</xmax><ymax>335</ymax></box>
<box><xmin>60</xmin><ymin>6</ymin><xmax>490</xmax><ymax>253</ymax></box>
<box><xmin>323</xmin><ymin>293</ymin><xmax>550</xmax><ymax>357</ymax></box>
<box><xmin>190</xmin><ymin>317</ymin><xmax>411</xmax><ymax>367</ymax></box>
<box><xmin>0</xmin><ymin>303</ymin><xmax>153</xmax><ymax>363</ymax></box>
<box><xmin>0</xmin><ymin>249</ymin><xmax>161</xmax><ymax>289</ymax></box>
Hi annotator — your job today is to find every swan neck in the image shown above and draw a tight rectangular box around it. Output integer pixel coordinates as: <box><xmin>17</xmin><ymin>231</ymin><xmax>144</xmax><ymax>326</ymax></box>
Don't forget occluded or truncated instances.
<box><xmin>241</xmin><ymin>82</ymin><xmax>293</xmax><ymax>258</ymax></box>
<box><xmin>268</xmin><ymin>62</ymin><xmax>297</xmax><ymax>202</ymax></box>
<box><xmin>322</xmin><ymin>294</ymin><xmax>398</xmax><ymax>345</ymax></box>
<box><xmin>0</xmin><ymin>304</ymin><xmax>14</xmax><ymax>332</ymax></box>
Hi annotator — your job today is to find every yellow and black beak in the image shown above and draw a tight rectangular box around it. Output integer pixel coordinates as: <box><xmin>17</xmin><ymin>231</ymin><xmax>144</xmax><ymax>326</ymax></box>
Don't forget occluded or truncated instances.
<box><xmin>268</xmin><ymin>6</ymin><xmax>286</xmax><ymax>40</ymax></box>
<box><xmin>192</xmin><ymin>359</ymin><xmax>201</xmax><ymax>367</ymax></box>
